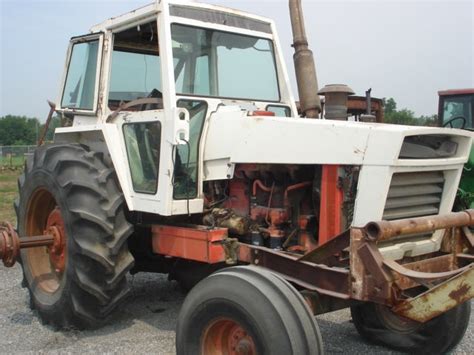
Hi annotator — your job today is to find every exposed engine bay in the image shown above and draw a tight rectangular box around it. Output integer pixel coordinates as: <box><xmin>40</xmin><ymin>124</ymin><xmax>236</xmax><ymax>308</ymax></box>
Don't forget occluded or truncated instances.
<box><xmin>202</xmin><ymin>164</ymin><xmax>359</xmax><ymax>252</ymax></box>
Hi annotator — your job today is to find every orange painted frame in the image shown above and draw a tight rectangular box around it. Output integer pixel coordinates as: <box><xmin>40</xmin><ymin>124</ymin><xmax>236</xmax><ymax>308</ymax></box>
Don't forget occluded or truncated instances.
<box><xmin>152</xmin><ymin>225</ymin><xmax>228</xmax><ymax>263</ymax></box>
<box><xmin>318</xmin><ymin>165</ymin><xmax>343</xmax><ymax>244</ymax></box>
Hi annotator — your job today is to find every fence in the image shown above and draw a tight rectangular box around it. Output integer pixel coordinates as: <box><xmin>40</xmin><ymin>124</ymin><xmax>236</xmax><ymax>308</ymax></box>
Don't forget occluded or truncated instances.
<box><xmin>0</xmin><ymin>145</ymin><xmax>36</xmax><ymax>168</ymax></box>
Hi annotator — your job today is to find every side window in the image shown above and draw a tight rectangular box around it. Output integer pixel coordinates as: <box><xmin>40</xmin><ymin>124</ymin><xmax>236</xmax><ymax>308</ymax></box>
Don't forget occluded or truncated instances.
<box><xmin>193</xmin><ymin>55</ymin><xmax>210</xmax><ymax>95</ymax></box>
<box><xmin>173</xmin><ymin>55</ymin><xmax>209</xmax><ymax>95</ymax></box>
<box><xmin>173</xmin><ymin>100</ymin><xmax>208</xmax><ymax>199</ymax></box>
<box><xmin>61</xmin><ymin>40</ymin><xmax>99</xmax><ymax>110</ymax></box>
<box><xmin>108</xmin><ymin>21</ymin><xmax>162</xmax><ymax>110</ymax></box>
<box><xmin>123</xmin><ymin>122</ymin><xmax>161</xmax><ymax>194</ymax></box>
<box><xmin>443</xmin><ymin>96</ymin><xmax>473</xmax><ymax>129</ymax></box>
<box><xmin>266</xmin><ymin>105</ymin><xmax>291</xmax><ymax>117</ymax></box>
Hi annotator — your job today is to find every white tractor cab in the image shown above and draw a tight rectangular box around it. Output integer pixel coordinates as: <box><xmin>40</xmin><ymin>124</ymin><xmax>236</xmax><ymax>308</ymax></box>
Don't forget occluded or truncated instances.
<box><xmin>3</xmin><ymin>1</ymin><xmax>473</xmax><ymax>353</ymax></box>
<box><xmin>56</xmin><ymin>0</ymin><xmax>297</xmax><ymax>217</ymax></box>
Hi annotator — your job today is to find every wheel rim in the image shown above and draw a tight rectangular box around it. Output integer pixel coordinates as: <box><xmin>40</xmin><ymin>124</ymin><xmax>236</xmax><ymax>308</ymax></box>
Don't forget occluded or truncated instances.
<box><xmin>202</xmin><ymin>318</ymin><xmax>257</xmax><ymax>355</ymax></box>
<box><xmin>25</xmin><ymin>188</ymin><xmax>67</xmax><ymax>294</ymax></box>
<box><xmin>375</xmin><ymin>304</ymin><xmax>420</xmax><ymax>333</ymax></box>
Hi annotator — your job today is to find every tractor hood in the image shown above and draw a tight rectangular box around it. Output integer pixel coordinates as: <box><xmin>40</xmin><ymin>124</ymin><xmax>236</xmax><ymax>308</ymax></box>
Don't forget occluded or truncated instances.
<box><xmin>203</xmin><ymin>107</ymin><xmax>473</xmax><ymax>178</ymax></box>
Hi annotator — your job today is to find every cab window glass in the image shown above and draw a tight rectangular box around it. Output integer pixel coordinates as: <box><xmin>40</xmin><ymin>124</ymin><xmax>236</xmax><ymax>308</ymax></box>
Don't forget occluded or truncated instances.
<box><xmin>267</xmin><ymin>105</ymin><xmax>291</xmax><ymax>117</ymax></box>
<box><xmin>173</xmin><ymin>100</ymin><xmax>208</xmax><ymax>199</ymax></box>
<box><xmin>108</xmin><ymin>21</ymin><xmax>163</xmax><ymax>111</ymax></box>
<box><xmin>123</xmin><ymin>122</ymin><xmax>161</xmax><ymax>194</ymax></box>
<box><xmin>172</xmin><ymin>24</ymin><xmax>279</xmax><ymax>101</ymax></box>
<box><xmin>443</xmin><ymin>96</ymin><xmax>473</xmax><ymax>129</ymax></box>
<box><xmin>109</xmin><ymin>51</ymin><xmax>161</xmax><ymax>104</ymax></box>
<box><xmin>61</xmin><ymin>40</ymin><xmax>99</xmax><ymax>110</ymax></box>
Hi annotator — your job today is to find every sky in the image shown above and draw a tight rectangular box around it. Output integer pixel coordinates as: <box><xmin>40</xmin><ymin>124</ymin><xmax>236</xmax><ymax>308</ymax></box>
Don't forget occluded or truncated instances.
<box><xmin>0</xmin><ymin>0</ymin><xmax>473</xmax><ymax>121</ymax></box>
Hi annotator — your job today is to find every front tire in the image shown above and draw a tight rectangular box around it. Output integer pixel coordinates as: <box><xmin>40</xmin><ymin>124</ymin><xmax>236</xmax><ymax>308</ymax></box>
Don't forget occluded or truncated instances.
<box><xmin>17</xmin><ymin>143</ymin><xmax>134</xmax><ymax>329</ymax></box>
<box><xmin>350</xmin><ymin>301</ymin><xmax>471</xmax><ymax>354</ymax></box>
<box><xmin>176</xmin><ymin>265</ymin><xmax>324</xmax><ymax>354</ymax></box>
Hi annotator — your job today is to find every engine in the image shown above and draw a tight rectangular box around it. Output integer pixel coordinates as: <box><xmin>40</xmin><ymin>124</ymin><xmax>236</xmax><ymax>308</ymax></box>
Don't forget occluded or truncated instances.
<box><xmin>202</xmin><ymin>163</ymin><xmax>359</xmax><ymax>252</ymax></box>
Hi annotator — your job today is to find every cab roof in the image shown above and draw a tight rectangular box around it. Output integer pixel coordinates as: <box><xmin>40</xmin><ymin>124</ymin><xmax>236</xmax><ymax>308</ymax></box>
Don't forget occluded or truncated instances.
<box><xmin>90</xmin><ymin>0</ymin><xmax>273</xmax><ymax>34</ymax></box>
<box><xmin>438</xmin><ymin>88</ymin><xmax>474</xmax><ymax>97</ymax></box>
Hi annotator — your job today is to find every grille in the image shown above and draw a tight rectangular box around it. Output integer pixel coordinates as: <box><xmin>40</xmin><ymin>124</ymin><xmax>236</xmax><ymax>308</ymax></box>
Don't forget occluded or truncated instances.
<box><xmin>383</xmin><ymin>171</ymin><xmax>444</xmax><ymax>220</ymax></box>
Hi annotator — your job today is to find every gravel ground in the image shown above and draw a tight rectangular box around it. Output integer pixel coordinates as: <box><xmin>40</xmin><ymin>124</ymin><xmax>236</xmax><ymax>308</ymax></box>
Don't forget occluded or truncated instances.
<box><xmin>0</xmin><ymin>264</ymin><xmax>472</xmax><ymax>354</ymax></box>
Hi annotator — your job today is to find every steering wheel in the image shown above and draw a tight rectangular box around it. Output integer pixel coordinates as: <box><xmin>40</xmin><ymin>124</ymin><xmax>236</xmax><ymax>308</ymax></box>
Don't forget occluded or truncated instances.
<box><xmin>140</xmin><ymin>88</ymin><xmax>163</xmax><ymax>111</ymax></box>
<box><xmin>443</xmin><ymin>116</ymin><xmax>467</xmax><ymax>129</ymax></box>
<box><xmin>107</xmin><ymin>88</ymin><xmax>163</xmax><ymax>122</ymax></box>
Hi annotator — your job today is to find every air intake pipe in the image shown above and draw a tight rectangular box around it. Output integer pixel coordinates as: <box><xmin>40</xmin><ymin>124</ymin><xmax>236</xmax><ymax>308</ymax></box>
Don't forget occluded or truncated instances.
<box><xmin>289</xmin><ymin>0</ymin><xmax>321</xmax><ymax>118</ymax></box>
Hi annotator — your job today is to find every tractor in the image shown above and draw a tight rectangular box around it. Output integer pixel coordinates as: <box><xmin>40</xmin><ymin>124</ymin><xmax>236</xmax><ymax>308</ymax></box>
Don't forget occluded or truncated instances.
<box><xmin>0</xmin><ymin>1</ymin><xmax>473</xmax><ymax>354</ymax></box>
<box><xmin>438</xmin><ymin>88</ymin><xmax>474</xmax><ymax>209</ymax></box>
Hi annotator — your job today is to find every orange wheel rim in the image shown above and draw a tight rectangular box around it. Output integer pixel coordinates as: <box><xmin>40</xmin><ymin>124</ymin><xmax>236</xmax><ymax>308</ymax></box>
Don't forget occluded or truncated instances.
<box><xmin>25</xmin><ymin>188</ymin><xmax>67</xmax><ymax>294</ymax></box>
<box><xmin>202</xmin><ymin>318</ymin><xmax>257</xmax><ymax>355</ymax></box>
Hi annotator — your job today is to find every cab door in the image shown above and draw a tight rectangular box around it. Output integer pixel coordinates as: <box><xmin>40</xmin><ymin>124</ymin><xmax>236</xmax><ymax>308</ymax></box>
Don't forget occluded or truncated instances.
<box><xmin>104</xmin><ymin>13</ymin><xmax>201</xmax><ymax>216</ymax></box>
<box><xmin>58</xmin><ymin>33</ymin><xmax>104</xmax><ymax>118</ymax></box>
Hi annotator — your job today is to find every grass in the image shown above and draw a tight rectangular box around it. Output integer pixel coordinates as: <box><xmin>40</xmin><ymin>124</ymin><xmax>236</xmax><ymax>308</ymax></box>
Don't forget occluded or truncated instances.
<box><xmin>0</xmin><ymin>156</ymin><xmax>26</xmax><ymax>168</ymax></box>
<box><xmin>0</xmin><ymin>169</ymin><xmax>20</xmax><ymax>225</ymax></box>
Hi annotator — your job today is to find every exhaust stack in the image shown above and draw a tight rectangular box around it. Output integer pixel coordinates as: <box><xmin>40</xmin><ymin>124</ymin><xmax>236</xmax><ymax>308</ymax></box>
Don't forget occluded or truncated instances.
<box><xmin>289</xmin><ymin>0</ymin><xmax>321</xmax><ymax>118</ymax></box>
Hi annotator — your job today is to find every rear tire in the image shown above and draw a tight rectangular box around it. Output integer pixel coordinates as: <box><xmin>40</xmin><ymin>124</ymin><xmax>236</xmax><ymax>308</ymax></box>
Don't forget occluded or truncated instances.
<box><xmin>176</xmin><ymin>265</ymin><xmax>324</xmax><ymax>354</ymax></box>
<box><xmin>350</xmin><ymin>301</ymin><xmax>471</xmax><ymax>354</ymax></box>
<box><xmin>17</xmin><ymin>143</ymin><xmax>134</xmax><ymax>329</ymax></box>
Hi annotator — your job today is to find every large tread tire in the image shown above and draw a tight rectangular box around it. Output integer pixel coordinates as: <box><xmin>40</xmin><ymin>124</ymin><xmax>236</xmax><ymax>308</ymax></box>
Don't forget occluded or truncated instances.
<box><xmin>350</xmin><ymin>301</ymin><xmax>471</xmax><ymax>354</ymax></box>
<box><xmin>17</xmin><ymin>143</ymin><xmax>134</xmax><ymax>329</ymax></box>
<box><xmin>176</xmin><ymin>265</ymin><xmax>324</xmax><ymax>354</ymax></box>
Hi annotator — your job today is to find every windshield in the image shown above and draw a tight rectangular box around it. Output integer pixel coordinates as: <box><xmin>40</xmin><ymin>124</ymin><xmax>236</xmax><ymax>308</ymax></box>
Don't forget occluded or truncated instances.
<box><xmin>442</xmin><ymin>95</ymin><xmax>473</xmax><ymax>130</ymax></box>
<box><xmin>171</xmin><ymin>24</ymin><xmax>280</xmax><ymax>101</ymax></box>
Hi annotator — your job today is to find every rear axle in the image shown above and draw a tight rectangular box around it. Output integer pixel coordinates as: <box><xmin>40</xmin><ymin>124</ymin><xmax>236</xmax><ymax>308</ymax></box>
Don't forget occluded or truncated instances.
<box><xmin>0</xmin><ymin>222</ymin><xmax>54</xmax><ymax>267</ymax></box>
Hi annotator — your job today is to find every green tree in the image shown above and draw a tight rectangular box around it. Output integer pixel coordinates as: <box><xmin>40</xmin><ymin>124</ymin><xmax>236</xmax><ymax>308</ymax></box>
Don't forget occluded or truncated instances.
<box><xmin>419</xmin><ymin>114</ymin><xmax>438</xmax><ymax>127</ymax></box>
<box><xmin>385</xmin><ymin>108</ymin><xmax>417</xmax><ymax>125</ymax></box>
<box><xmin>0</xmin><ymin>115</ymin><xmax>41</xmax><ymax>145</ymax></box>
<box><xmin>382</xmin><ymin>98</ymin><xmax>436</xmax><ymax>126</ymax></box>
<box><xmin>384</xmin><ymin>97</ymin><xmax>397</xmax><ymax>114</ymax></box>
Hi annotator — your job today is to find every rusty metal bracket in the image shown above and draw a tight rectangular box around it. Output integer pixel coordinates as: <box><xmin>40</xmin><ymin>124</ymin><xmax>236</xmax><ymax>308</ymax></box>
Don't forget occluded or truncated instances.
<box><xmin>350</xmin><ymin>211</ymin><xmax>474</xmax><ymax>308</ymax></box>
<box><xmin>298</xmin><ymin>230</ymin><xmax>349</xmax><ymax>266</ymax></box>
<box><xmin>364</xmin><ymin>209</ymin><xmax>474</xmax><ymax>242</ymax></box>
<box><xmin>383</xmin><ymin>258</ymin><xmax>470</xmax><ymax>283</ymax></box>
<box><xmin>392</xmin><ymin>265</ymin><xmax>474</xmax><ymax>322</ymax></box>
<box><xmin>357</xmin><ymin>242</ymin><xmax>393</xmax><ymax>302</ymax></box>
<box><xmin>38</xmin><ymin>100</ymin><xmax>56</xmax><ymax>146</ymax></box>
<box><xmin>238</xmin><ymin>244</ymin><xmax>350</xmax><ymax>299</ymax></box>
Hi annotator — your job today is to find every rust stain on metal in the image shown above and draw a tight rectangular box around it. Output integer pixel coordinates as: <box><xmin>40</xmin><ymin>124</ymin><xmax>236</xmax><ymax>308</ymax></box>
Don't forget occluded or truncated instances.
<box><xmin>394</xmin><ymin>254</ymin><xmax>455</xmax><ymax>290</ymax></box>
<box><xmin>38</xmin><ymin>100</ymin><xmax>56</xmax><ymax>146</ymax></box>
<box><xmin>298</xmin><ymin>229</ymin><xmax>349</xmax><ymax>265</ymax></box>
<box><xmin>347</xmin><ymin>95</ymin><xmax>384</xmax><ymax>122</ymax></box>
<box><xmin>0</xmin><ymin>222</ymin><xmax>20</xmax><ymax>267</ymax></box>
<box><xmin>351</xmin><ymin>210</ymin><xmax>474</xmax><ymax>311</ymax></box>
<box><xmin>0</xmin><ymin>221</ymin><xmax>55</xmax><ymax>267</ymax></box>
<box><xmin>239</xmin><ymin>243</ymin><xmax>351</xmax><ymax>299</ymax></box>
<box><xmin>364</xmin><ymin>209</ymin><xmax>474</xmax><ymax>242</ymax></box>
<box><xmin>449</xmin><ymin>282</ymin><xmax>471</xmax><ymax>303</ymax></box>
<box><xmin>392</xmin><ymin>266</ymin><xmax>474</xmax><ymax>323</ymax></box>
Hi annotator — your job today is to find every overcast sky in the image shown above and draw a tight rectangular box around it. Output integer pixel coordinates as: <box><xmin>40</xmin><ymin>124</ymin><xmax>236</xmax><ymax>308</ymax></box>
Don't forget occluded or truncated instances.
<box><xmin>1</xmin><ymin>0</ymin><xmax>473</xmax><ymax>121</ymax></box>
